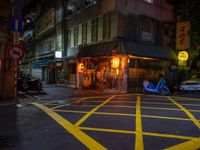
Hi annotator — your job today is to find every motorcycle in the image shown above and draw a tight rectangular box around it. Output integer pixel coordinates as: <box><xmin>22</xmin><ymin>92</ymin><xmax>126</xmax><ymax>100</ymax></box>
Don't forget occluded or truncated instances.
<box><xmin>17</xmin><ymin>77</ymin><xmax>43</xmax><ymax>92</ymax></box>
<box><xmin>143</xmin><ymin>78</ymin><xmax>170</xmax><ymax>95</ymax></box>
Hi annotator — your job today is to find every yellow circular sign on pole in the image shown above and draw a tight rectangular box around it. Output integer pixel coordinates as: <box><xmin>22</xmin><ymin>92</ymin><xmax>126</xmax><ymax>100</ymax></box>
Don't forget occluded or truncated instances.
<box><xmin>178</xmin><ymin>51</ymin><xmax>189</xmax><ymax>61</ymax></box>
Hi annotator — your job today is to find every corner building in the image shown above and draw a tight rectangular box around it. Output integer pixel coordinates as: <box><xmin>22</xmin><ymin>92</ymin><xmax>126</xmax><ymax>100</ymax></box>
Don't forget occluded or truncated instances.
<box><xmin>65</xmin><ymin>0</ymin><xmax>177</xmax><ymax>93</ymax></box>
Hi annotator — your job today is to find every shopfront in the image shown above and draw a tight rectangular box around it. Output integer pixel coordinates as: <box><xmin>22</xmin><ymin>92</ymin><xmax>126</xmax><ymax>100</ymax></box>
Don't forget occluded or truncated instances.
<box><xmin>77</xmin><ymin>56</ymin><xmax>128</xmax><ymax>92</ymax></box>
<box><xmin>77</xmin><ymin>39</ymin><xmax>177</xmax><ymax>93</ymax></box>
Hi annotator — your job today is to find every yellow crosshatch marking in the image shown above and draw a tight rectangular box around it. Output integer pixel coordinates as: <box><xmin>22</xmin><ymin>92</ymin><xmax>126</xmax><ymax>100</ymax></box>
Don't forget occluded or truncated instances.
<box><xmin>167</xmin><ymin>97</ymin><xmax>200</xmax><ymax>129</ymax></box>
<box><xmin>33</xmin><ymin>94</ymin><xmax>200</xmax><ymax>150</ymax></box>
<box><xmin>83</xmin><ymin>100</ymin><xmax>200</xmax><ymax>107</ymax></box>
<box><xmin>164</xmin><ymin>138</ymin><xmax>200</xmax><ymax>150</ymax></box>
<box><xmin>135</xmin><ymin>96</ymin><xmax>144</xmax><ymax>150</ymax></box>
<box><xmin>79</xmin><ymin>127</ymin><xmax>195</xmax><ymax>140</ymax></box>
<box><xmin>32</xmin><ymin>102</ymin><xmax>107</xmax><ymax>150</ymax></box>
<box><xmin>54</xmin><ymin>109</ymin><xmax>198</xmax><ymax>122</ymax></box>
<box><xmin>75</xmin><ymin>95</ymin><xmax>116</xmax><ymax>127</ymax></box>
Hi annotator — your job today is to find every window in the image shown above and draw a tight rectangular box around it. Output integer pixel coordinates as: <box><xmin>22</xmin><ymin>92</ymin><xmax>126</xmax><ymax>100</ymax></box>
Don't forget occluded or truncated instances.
<box><xmin>141</xmin><ymin>18</ymin><xmax>153</xmax><ymax>41</ymax></box>
<box><xmin>103</xmin><ymin>13</ymin><xmax>110</xmax><ymax>39</ymax></box>
<box><xmin>56</xmin><ymin>7</ymin><xmax>63</xmax><ymax>23</ymax></box>
<box><xmin>74</xmin><ymin>26</ymin><xmax>79</xmax><ymax>46</ymax></box>
<box><xmin>144</xmin><ymin>0</ymin><xmax>153</xmax><ymax>3</ymax></box>
<box><xmin>92</xmin><ymin>18</ymin><xmax>98</xmax><ymax>42</ymax></box>
<box><xmin>82</xmin><ymin>23</ymin><xmax>87</xmax><ymax>44</ymax></box>
<box><xmin>118</xmin><ymin>14</ymin><xmax>125</xmax><ymax>37</ymax></box>
<box><xmin>141</xmin><ymin>18</ymin><xmax>151</xmax><ymax>33</ymax></box>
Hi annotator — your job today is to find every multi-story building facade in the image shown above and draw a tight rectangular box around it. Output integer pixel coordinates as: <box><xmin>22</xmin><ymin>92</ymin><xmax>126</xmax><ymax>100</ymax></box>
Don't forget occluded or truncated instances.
<box><xmin>21</xmin><ymin>0</ymin><xmax>65</xmax><ymax>84</ymax></box>
<box><xmin>0</xmin><ymin>0</ymin><xmax>14</xmax><ymax>101</ymax></box>
<box><xmin>64</xmin><ymin>0</ymin><xmax>177</xmax><ymax>92</ymax></box>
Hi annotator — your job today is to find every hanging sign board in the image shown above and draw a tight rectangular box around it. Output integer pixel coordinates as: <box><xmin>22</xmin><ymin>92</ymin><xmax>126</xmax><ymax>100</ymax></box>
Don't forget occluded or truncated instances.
<box><xmin>176</xmin><ymin>21</ymin><xmax>190</xmax><ymax>50</ymax></box>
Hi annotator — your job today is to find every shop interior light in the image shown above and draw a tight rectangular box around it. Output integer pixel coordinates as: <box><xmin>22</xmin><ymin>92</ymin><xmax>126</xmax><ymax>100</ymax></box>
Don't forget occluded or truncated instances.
<box><xmin>111</xmin><ymin>57</ymin><xmax>120</xmax><ymax>68</ymax></box>
<box><xmin>78</xmin><ymin>63</ymin><xmax>84</xmax><ymax>72</ymax></box>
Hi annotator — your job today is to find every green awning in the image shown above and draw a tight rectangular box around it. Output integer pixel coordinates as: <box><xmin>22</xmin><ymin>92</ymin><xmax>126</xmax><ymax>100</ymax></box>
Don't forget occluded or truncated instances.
<box><xmin>77</xmin><ymin>41</ymin><xmax>117</xmax><ymax>57</ymax></box>
<box><xmin>118</xmin><ymin>41</ymin><xmax>177</xmax><ymax>60</ymax></box>
<box><xmin>77</xmin><ymin>39</ymin><xmax>177</xmax><ymax>60</ymax></box>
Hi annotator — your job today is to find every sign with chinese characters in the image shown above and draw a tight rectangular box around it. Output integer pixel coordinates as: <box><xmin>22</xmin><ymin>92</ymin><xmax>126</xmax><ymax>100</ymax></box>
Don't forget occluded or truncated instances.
<box><xmin>176</xmin><ymin>21</ymin><xmax>190</xmax><ymax>50</ymax></box>
<box><xmin>178</xmin><ymin>51</ymin><xmax>189</xmax><ymax>61</ymax></box>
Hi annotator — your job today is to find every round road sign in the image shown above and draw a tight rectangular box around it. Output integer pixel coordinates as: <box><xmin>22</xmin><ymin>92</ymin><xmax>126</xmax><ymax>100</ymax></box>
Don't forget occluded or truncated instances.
<box><xmin>8</xmin><ymin>44</ymin><xmax>24</xmax><ymax>60</ymax></box>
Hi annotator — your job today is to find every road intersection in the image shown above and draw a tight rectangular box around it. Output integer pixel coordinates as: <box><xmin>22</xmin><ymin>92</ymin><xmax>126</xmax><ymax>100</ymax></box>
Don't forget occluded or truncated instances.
<box><xmin>32</xmin><ymin>94</ymin><xmax>200</xmax><ymax>150</ymax></box>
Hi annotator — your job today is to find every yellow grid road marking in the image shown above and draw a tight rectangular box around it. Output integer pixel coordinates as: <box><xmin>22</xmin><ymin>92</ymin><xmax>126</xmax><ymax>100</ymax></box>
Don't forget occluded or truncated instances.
<box><xmin>83</xmin><ymin>100</ymin><xmax>200</xmax><ymax>107</ymax></box>
<box><xmin>106</xmin><ymin>93</ymin><xmax>200</xmax><ymax>101</ymax></box>
<box><xmin>75</xmin><ymin>95</ymin><xmax>116</xmax><ymax>127</ymax></box>
<box><xmin>164</xmin><ymin>138</ymin><xmax>200</xmax><ymax>150</ymax></box>
<box><xmin>80</xmin><ymin>127</ymin><xmax>195</xmax><ymax>140</ymax></box>
<box><xmin>54</xmin><ymin>109</ymin><xmax>195</xmax><ymax>122</ymax></box>
<box><xmin>167</xmin><ymin>97</ymin><xmax>200</xmax><ymax>129</ymax></box>
<box><xmin>78</xmin><ymin>104</ymin><xmax>182</xmax><ymax>111</ymax></box>
<box><xmin>135</xmin><ymin>96</ymin><xmax>144</xmax><ymax>150</ymax></box>
<box><xmin>68</xmin><ymin>104</ymin><xmax>200</xmax><ymax>113</ymax></box>
<box><xmin>88</xmin><ymin>104</ymin><xmax>200</xmax><ymax>112</ymax></box>
<box><xmin>32</xmin><ymin>102</ymin><xmax>107</xmax><ymax>150</ymax></box>
<box><xmin>144</xmin><ymin>94</ymin><xmax>200</xmax><ymax>101</ymax></box>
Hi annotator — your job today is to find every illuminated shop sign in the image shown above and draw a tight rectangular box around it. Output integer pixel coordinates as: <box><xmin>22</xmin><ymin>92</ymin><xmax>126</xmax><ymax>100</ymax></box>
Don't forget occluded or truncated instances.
<box><xmin>178</xmin><ymin>51</ymin><xmax>189</xmax><ymax>61</ymax></box>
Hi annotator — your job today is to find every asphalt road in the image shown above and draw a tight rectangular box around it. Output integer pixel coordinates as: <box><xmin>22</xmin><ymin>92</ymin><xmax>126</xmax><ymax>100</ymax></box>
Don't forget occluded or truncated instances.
<box><xmin>1</xmin><ymin>92</ymin><xmax>200</xmax><ymax>150</ymax></box>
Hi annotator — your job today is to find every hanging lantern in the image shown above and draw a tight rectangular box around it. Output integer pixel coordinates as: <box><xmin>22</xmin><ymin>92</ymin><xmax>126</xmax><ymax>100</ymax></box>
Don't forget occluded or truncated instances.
<box><xmin>111</xmin><ymin>57</ymin><xmax>120</xmax><ymax>68</ymax></box>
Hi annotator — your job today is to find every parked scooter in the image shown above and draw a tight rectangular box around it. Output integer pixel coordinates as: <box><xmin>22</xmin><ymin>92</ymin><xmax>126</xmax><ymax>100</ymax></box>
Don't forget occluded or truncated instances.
<box><xmin>17</xmin><ymin>75</ymin><xmax>43</xmax><ymax>92</ymax></box>
<box><xmin>143</xmin><ymin>77</ymin><xmax>170</xmax><ymax>95</ymax></box>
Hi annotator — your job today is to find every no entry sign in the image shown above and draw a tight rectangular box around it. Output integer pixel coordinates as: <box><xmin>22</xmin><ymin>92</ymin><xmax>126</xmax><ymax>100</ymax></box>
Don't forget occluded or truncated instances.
<box><xmin>8</xmin><ymin>45</ymin><xmax>24</xmax><ymax>60</ymax></box>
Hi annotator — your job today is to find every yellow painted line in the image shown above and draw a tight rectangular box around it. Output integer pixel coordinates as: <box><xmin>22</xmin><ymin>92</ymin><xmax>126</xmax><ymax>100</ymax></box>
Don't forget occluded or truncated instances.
<box><xmin>167</xmin><ymin>97</ymin><xmax>200</xmax><ymax>129</ymax></box>
<box><xmin>80</xmin><ymin>127</ymin><xmax>136</xmax><ymax>134</ymax></box>
<box><xmin>189</xmin><ymin>109</ymin><xmax>200</xmax><ymax>113</ymax></box>
<box><xmin>32</xmin><ymin>102</ymin><xmax>107</xmax><ymax>150</ymax></box>
<box><xmin>95</xmin><ymin>111</ymin><xmax>135</xmax><ymax>117</ymax></box>
<box><xmin>68</xmin><ymin>104</ymin><xmax>200</xmax><ymax>113</ymax></box>
<box><xmin>75</xmin><ymin>95</ymin><xmax>116</xmax><ymax>127</ymax></box>
<box><xmin>135</xmin><ymin>96</ymin><xmax>144</xmax><ymax>150</ymax></box>
<box><xmin>51</xmin><ymin>103</ymin><xmax>70</xmax><ymax>110</ymax></box>
<box><xmin>143</xmin><ymin>132</ymin><xmax>195</xmax><ymax>140</ymax></box>
<box><xmin>141</xmin><ymin>114</ymin><xmax>191</xmax><ymax>121</ymax></box>
<box><xmin>55</xmin><ymin>109</ymin><xmax>88</xmax><ymax>114</ymax></box>
<box><xmin>142</xmin><ymin>94</ymin><xmax>200</xmax><ymax>101</ymax></box>
<box><xmin>170</xmin><ymin>96</ymin><xmax>200</xmax><ymax>101</ymax></box>
<box><xmin>116</xmin><ymin>93</ymin><xmax>200</xmax><ymax>101</ymax></box>
<box><xmin>44</xmin><ymin>103</ymin><xmax>60</xmax><ymax>106</ymax></box>
<box><xmin>103</xmin><ymin>105</ymin><xmax>182</xmax><ymax>111</ymax></box>
<box><xmin>181</xmin><ymin>103</ymin><xmax>200</xmax><ymax>107</ymax></box>
<box><xmin>164</xmin><ymin>138</ymin><xmax>200</xmax><ymax>150</ymax></box>
<box><xmin>83</xmin><ymin>100</ymin><xmax>200</xmax><ymax>107</ymax></box>
<box><xmin>54</xmin><ymin>109</ymin><xmax>192</xmax><ymax>122</ymax></box>
<box><xmin>80</xmin><ymin>127</ymin><xmax>195</xmax><ymax>140</ymax></box>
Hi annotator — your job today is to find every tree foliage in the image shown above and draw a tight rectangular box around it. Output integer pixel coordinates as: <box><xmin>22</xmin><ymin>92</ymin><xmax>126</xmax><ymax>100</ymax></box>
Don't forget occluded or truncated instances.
<box><xmin>166</xmin><ymin>0</ymin><xmax>200</xmax><ymax>71</ymax></box>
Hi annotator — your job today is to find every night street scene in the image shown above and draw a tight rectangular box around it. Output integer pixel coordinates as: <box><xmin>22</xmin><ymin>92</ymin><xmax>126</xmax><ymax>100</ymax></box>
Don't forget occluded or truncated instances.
<box><xmin>1</xmin><ymin>0</ymin><xmax>200</xmax><ymax>149</ymax></box>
